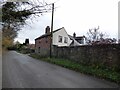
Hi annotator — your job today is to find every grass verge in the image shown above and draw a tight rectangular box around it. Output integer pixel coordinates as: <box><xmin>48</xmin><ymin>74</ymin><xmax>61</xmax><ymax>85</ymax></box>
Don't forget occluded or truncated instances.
<box><xmin>29</xmin><ymin>54</ymin><xmax>120</xmax><ymax>84</ymax></box>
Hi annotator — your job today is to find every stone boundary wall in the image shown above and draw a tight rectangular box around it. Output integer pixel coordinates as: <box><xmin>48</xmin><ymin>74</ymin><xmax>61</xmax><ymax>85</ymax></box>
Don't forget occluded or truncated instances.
<box><xmin>52</xmin><ymin>44</ymin><xmax>120</xmax><ymax>69</ymax></box>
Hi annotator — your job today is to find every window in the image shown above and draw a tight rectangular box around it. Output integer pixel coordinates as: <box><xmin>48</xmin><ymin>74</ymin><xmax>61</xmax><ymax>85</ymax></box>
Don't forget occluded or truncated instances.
<box><xmin>64</xmin><ymin>37</ymin><xmax>68</xmax><ymax>43</ymax></box>
<box><xmin>58</xmin><ymin>36</ymin><xmax>62</xmax><ymax>43</ymax></box>
<box><xmin>38</xmin><ymin>47</ymin><xmax>40</xmax><ymax>53</ymax></box>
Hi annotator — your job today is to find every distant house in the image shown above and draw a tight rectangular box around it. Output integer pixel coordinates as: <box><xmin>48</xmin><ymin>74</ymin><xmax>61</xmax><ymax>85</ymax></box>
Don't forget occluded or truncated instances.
<box><xmin>35</xmin><ymin>26</ymin><xmax>86</xmax><ymax>54</ymax></box>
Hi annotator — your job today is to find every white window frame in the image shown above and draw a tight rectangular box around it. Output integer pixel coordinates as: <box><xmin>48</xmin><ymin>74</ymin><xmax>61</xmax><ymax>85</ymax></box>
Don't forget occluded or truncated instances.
<box><xmin>58</xmin><ymin>35</ymin><xmax>62</xmax><ymax>43</ymax></box>
<box><xmin>64</xmin><ymin>37</ymin><xmax>68</xmax><ymax>43</ymax></box>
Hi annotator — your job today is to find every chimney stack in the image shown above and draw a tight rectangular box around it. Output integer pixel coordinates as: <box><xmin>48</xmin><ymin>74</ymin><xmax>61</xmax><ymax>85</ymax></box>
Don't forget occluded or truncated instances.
<box><xmin>73</xmin><ymin>32</ymin><xmax>76</xmax><ymax>38</ymax></box>
<box><xmin>45</xmin><ymin>26</ymin><xmax>50</xmax><ymax>34</ymax></box>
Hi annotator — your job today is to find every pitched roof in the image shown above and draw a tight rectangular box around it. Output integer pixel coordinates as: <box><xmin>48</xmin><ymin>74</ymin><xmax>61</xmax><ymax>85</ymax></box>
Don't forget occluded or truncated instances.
<box><xmin>35</xmin><ymin>33</ymin><xmax>50</xmax><ymax>40</ymax></box>
<box><xmin>68</xmin><ymin>35</ymin><xmax>81</xmax><ymax>46</ymax></box>
<box><xmin>35</xmin><ymin>27</ymin><xmax>64</xmax><ymax>40</ymax></box>
<box><xmin>68</xmin><ymin>35</ymin><xmax>86</xmax><ymax>46</ymax></box>
<box><xmin>53</xmin><ymin>27</ymin><xmax>64</xmax><ymax>33</ymax></box>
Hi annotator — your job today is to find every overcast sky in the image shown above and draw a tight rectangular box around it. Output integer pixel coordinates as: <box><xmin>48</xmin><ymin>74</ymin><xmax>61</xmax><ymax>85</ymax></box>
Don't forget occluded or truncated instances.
<box><xmin>15</xmin><ymin>0</ymin><xmax>119</xmax><ymax>44</ymax></box>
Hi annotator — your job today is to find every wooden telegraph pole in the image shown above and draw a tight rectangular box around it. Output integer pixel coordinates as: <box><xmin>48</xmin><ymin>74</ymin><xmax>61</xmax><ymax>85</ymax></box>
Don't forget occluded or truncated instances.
<box><xmin>50</xmin><ymin>3</ymin><xmax>54</xmax><ymax>58</ymax></box>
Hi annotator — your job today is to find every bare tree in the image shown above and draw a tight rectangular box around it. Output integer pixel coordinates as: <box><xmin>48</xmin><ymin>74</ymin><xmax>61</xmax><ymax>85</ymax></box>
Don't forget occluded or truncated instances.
<box><xmin>86</xmin><ymin>26</ymin><xmax>117</xmax><ymax>45</ymax></box>
<box><xmin>86</xmin><ymin>26</ymin><xmax>100</xmax><ymax>44</ymax></box>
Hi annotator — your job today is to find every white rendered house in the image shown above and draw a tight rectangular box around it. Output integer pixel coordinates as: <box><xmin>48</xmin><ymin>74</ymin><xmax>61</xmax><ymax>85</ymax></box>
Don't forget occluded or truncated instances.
<box><xmin>52</xmin><ymin>27</ymin><xmax>72</xmax><ymax>46</ymax></box>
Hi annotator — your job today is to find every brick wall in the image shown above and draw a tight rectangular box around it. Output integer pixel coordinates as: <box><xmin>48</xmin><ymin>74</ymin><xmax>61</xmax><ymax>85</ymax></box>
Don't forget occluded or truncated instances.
<box><xmin>35</xmin><ymin>35</ymin><xmax>51</xmax><ymax>56</ymax></box>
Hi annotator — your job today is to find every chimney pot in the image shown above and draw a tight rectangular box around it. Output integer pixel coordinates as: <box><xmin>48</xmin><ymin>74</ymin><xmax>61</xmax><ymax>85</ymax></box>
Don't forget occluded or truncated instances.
<box><xmin>73</xmin><ymin>32</ymin><xmax>76</xmax><ymax>38</ymax></box>
<box><xmin>45</xmin><ymin>26</ymin><xmax>50</xmax><ymax>34</ymax></box>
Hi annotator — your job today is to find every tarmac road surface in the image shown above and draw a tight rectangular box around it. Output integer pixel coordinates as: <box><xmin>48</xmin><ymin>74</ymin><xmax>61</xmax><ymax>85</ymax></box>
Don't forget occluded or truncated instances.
<box><xmin>2</xmin><ymin>51</ymin><xmax>119</xmax><ymax>88</ymax></box>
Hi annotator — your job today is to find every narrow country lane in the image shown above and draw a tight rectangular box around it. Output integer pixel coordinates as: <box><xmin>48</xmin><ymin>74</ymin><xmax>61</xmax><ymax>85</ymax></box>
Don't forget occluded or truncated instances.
<box><xmin>2</xmin><ymin>51</ymin><xmax>119</xmax><ymax>88</ymax></box>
